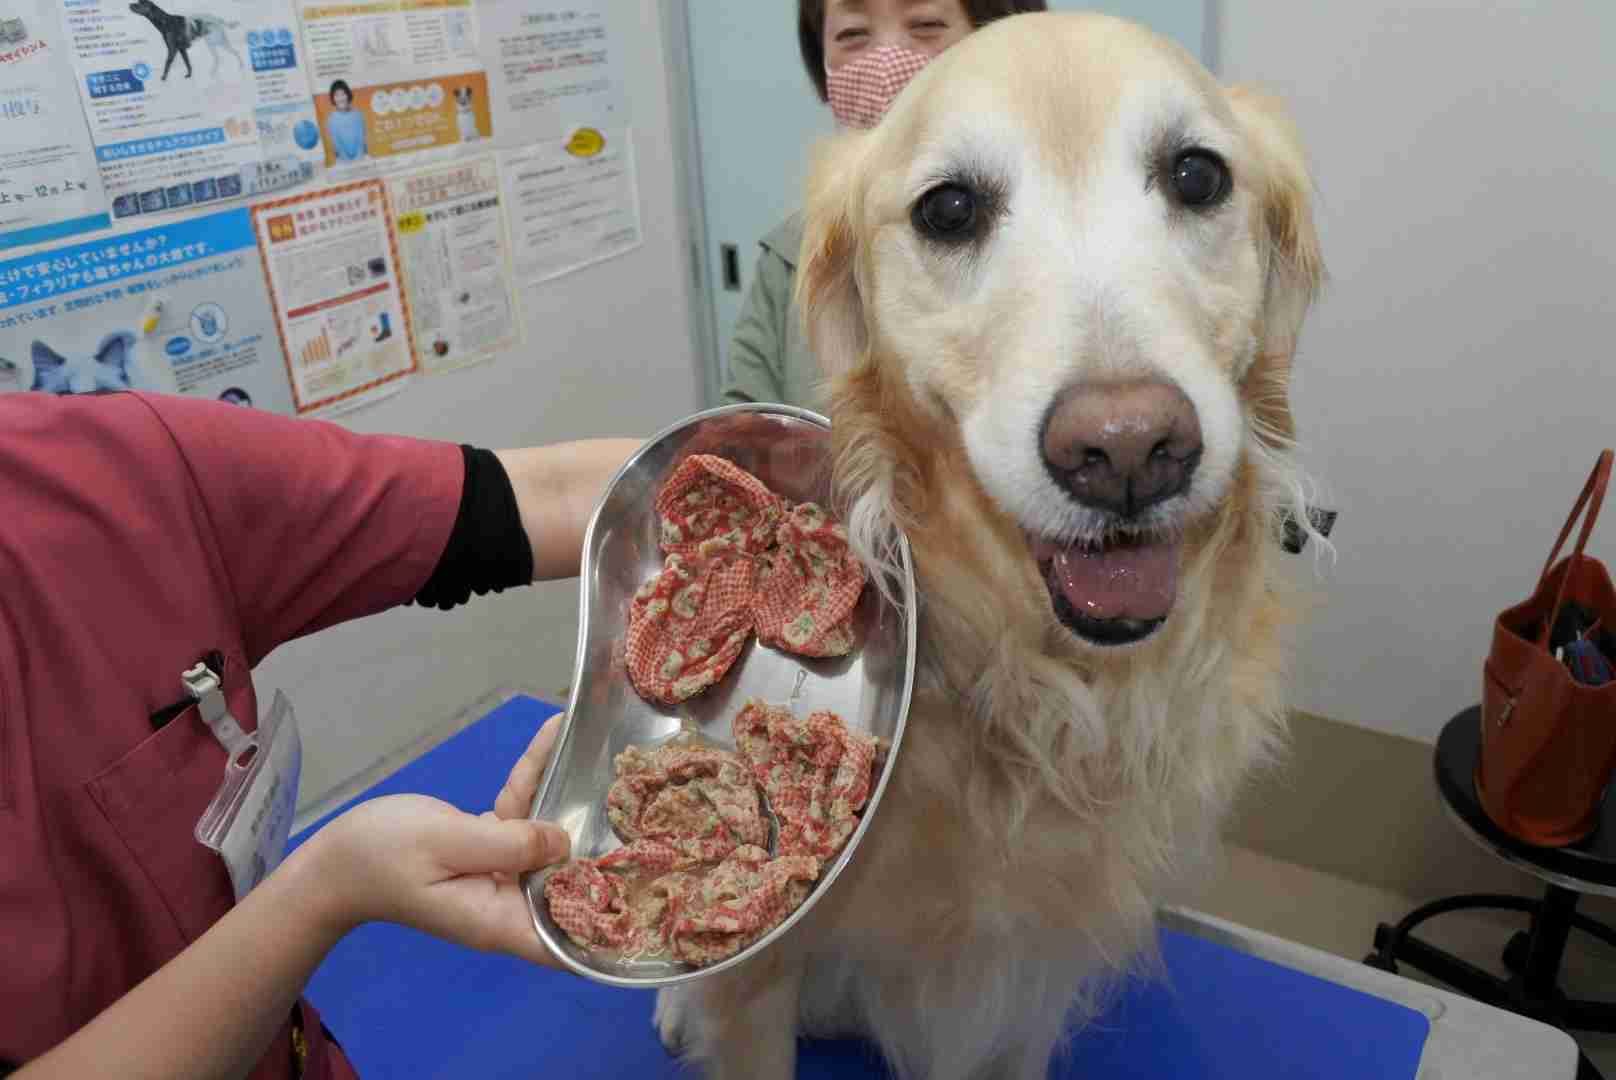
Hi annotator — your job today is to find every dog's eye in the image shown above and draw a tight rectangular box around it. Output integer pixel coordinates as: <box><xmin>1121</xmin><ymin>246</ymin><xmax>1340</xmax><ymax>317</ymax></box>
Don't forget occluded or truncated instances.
<box><xmin>1169</xmin><ymin>150</ymin><xmax>1229</xmax><ymax>207</ymax></box>
<box><xmin>913</xmin><ymin>183</ymin><xmax>977</xmax><ymax>238</ymax></box>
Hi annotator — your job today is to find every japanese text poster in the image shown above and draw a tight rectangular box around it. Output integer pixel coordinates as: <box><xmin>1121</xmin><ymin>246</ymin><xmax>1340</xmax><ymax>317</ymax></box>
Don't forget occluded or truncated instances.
<box><xmin>499</xmin><ymin>126</ymin><xmax>641</xmax><ymax>286</ymax></box>
<box><xmin>252</xmin><ymin>180</ymin><xmax>416</xmax><ymax>415</ymax></box>
<box><xmin>479</xmin><ymin>0</ymin><xmax>626</xmax><ymax>145</ymax></box>
<box><xmin>388</xmin><ymin>155</ymin><xmax>517</xmax><ymax>372</ymax></box>
<box><xmin>63</xmin><ymin>0</ymin><xmax>319</xmax><ymax>223</ymax></box>
<box><xmin>0</xmin><ymin>207</ymin><xmax>296</xmax><ymax>413</ymax></box>
<box><xmin>241</xmin><ymin>7</ymin><xmax>326</xmax><ymax>196</ymax></box>
<box><xmin>300</xmin><ymin>0</ymin><xmax>491</xmax><ymax>169</ymax></box>
<box><xmin>0</xmin><ymin>2</ymin><xmax>112</xmax><ymax>249</ymax></box>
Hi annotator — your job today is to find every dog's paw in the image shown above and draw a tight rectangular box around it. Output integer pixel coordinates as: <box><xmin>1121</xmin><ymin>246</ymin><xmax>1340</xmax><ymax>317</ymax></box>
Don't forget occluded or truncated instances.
<box><xmin>653</xmin><ymin>986</ymin><xmax>692</xmax><ymax>1055</ymax></box>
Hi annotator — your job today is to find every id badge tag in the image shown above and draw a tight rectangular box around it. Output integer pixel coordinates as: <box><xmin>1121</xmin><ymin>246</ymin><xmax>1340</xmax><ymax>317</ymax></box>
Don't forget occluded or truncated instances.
<box><xmin>195</xmin><ymin>687</ymin><xmax>303</xmax><ymax>901</ymax></box>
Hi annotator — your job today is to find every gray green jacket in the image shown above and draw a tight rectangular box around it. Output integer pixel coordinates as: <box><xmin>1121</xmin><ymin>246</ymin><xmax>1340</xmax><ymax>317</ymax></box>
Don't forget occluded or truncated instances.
<box><xmin>719</xmin><ymin>214</ymin><xmax>824</xmax><ymax>411</ymax></box>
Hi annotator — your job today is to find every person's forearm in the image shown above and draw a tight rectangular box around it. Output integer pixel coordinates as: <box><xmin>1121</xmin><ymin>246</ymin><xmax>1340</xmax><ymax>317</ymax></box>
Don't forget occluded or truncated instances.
<box><xmin>19</xmin><ymin>839</ymin><xmax>353</xmax><ymax>1080</ymax></box>
<box><xmin>496</xmin><ymin>438</ymin><xmax>642</xmax><ymax>581</ymax></box>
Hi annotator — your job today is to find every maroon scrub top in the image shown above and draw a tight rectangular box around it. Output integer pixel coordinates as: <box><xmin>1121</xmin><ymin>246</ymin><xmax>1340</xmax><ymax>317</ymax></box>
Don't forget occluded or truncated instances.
<box><xmin>0</xmin><ymin>391</ymin><xmax>462</xmax><ymax>1077</ymax></box>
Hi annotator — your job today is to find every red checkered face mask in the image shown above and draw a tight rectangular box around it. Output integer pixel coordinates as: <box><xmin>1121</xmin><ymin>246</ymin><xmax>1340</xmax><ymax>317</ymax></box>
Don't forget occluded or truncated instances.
<box><xmin>825</xmin><ymin>45</ymin><xmax>932</xmax><ymax>129</ymax></box>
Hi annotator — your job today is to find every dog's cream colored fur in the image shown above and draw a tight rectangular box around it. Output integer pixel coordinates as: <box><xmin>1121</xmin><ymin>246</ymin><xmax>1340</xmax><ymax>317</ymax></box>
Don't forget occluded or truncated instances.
<box><xmin>656</xmin><ymin>14</ymin><xmax>1325</xmax><ymax>1079</ymax></box>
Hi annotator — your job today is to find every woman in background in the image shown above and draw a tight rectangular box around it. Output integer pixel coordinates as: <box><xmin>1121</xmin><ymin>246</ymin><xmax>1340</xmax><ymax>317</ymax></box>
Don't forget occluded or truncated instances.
<box><xmin>719</xmin><ymin>0</ymin><xmax>1047</xmax><ymax>410</ymax></box>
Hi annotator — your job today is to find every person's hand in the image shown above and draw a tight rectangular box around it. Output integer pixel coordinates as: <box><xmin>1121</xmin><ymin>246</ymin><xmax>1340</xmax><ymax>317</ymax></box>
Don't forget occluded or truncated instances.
<box><xmin>495</xmin><ymin>710</ymin><xmax>564</xmax><ymax>821</ymax></box>
<box><xmin>305</xmin><ymin>793</ymin><xmax>570</xmax><ymax>968</ymax></box>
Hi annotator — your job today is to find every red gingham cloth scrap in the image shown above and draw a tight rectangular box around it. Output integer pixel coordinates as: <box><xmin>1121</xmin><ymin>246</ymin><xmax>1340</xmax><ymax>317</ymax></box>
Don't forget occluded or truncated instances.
<box><xmin>752</xmin><ymin>501</ymin><xmax>867</xmax><ymax>658</ymax></box>
<box><xmin>625</xmin><ymin>551</ymin><xmax>756</xmax><ymax>705</ymax></box>
<box><xmin>543</xmin><ymin>860</ymin><xmax>631</xmax><ymax>950</ymax></box>
<box><xmin>655</xmin><ymin>454</ymin><xmax>783</xmax><ymax>558</ymax></box>
<box><xmin>606</xmin><ymin>742</ymin><xmax>769</xmax><ymax>864</ymax></box>
<box><xmin>732</xmin><ymin>700</ymin><xmax>880</xmax><ymax>861</ymax></box>
<box><xmin>667</xmin><ymin>845</ymin><xmax>820</xmax><ymax>967</ymax></box>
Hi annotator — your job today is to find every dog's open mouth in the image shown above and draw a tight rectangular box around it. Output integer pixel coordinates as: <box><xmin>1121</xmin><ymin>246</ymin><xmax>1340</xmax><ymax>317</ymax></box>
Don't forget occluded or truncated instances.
<box><xmin>1030</xmin><ymin>533</ymin><xmax>1182</xmax><ymax>646</ymax></box>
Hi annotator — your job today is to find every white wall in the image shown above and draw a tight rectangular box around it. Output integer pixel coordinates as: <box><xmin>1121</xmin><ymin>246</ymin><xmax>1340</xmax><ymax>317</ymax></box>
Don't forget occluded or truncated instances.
<box><xmin>260</xmin><ymin>0</ymin><xmax>704</xmax><ymax>813</ymax></box>
<box><xmin>1215</xmin><ymin>1</ymin><xmax>1616</xmax><ymax>741</ymax></box>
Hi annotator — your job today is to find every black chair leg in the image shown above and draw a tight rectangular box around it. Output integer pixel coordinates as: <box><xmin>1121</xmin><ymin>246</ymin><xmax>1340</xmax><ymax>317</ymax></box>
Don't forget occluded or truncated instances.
<box><xmin>1370</xmin><ymin>918</ymin><xmax>1514</xmax><ymax>1009</ymax></box>
<box><xmin>1364</xmin><ymin>892</ymin><xmax>1536</xmax><ymax>1007</ymax></box>
<box><xmin>1523</xmin><ymin>886</ymin><xmax>1580</xmax><ymax>999</ymax></box>
<box><xmin>1367</xmin><ymin>886</ymin><xmax>1616</xmax><ymax>1076</ymax></box>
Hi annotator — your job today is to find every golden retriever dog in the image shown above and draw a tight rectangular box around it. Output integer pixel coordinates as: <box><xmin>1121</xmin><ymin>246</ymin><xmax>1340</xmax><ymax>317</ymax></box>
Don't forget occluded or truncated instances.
<box><xmin>655</xmin><ymin>12</ymin><xmax>1325</xmax><ymax>1078</ymax></box>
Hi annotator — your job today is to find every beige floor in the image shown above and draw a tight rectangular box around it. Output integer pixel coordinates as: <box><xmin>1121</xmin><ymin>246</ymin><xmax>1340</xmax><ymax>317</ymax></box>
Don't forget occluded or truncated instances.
<box><xmin>1195</xmin><ymin>846</ymin><xmax>1616</xmax><ymax>1074</ymax></box>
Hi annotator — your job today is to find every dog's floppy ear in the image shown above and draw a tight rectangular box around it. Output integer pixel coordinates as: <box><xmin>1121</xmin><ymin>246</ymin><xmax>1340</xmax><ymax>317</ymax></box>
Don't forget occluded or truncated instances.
<box><xmin>796</xmin><ymin>131</ymin><xmax>912</xmax><ymax>602</ymax></box>
<box><xmin>1227</xmin><ymin>85</ymin><xmax>1323</xmax><ymax>447</ymax></box>
<box><xmin>795</xmin><ymin>130</ymin><xmax>869</xmax><ymax>383</ymax></box>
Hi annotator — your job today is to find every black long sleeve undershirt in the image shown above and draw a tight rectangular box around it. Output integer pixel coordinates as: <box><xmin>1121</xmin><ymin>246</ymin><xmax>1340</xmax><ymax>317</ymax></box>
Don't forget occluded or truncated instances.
<box><xmin>412</xmin><ymin>445</ymin><xmax>534</xmax><ymax>610</ymax></box>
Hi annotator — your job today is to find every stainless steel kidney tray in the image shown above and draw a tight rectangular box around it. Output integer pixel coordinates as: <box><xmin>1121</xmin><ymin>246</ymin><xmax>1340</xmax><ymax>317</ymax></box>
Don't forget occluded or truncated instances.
<box><xmin>523</xmin><ymin>403</ymin><xmax>918</xmax><ymax>988</ymax></box>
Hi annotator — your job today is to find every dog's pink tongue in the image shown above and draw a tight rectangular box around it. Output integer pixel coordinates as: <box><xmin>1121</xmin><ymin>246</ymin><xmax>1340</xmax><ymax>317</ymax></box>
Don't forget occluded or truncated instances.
<box><xmin>1047</xmin><ymin>539</ymin><xmax>1181</xmax><ymax>622</ymax></box>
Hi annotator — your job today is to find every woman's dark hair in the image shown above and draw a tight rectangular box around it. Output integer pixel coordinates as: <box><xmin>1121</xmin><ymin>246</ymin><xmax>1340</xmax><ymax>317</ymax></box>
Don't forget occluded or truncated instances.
<box><xmin>329</xmin><ymin>79</ymin><xmax>353</xmax><ymax>104</ymax></box>
<box><xmin>797</xmin><ymin>0</ymin><xmax>1048</xmax><ymax>101</ymax></box>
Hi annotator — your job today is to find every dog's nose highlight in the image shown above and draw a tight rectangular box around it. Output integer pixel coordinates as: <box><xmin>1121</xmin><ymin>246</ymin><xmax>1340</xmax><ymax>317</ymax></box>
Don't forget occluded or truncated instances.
<box><xmin>1041</xmin><ymin>378</ymin><xmax>1203</xmax><ymax>517</ymax></box>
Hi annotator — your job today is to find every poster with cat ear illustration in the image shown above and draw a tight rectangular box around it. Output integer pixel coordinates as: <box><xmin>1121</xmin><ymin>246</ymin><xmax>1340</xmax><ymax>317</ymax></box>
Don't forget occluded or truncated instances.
<box><xmin>0</xmin><ymin>206</ymin><xmax>296</xmax><ymax>413</ymax></box>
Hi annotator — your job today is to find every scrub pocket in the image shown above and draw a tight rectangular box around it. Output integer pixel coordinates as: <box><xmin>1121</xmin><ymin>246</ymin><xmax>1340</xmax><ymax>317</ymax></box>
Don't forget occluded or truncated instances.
<box><xmin>84</xmin><ymin>649</ymin><xmax>259</xmax><ymax>943</ymax></box>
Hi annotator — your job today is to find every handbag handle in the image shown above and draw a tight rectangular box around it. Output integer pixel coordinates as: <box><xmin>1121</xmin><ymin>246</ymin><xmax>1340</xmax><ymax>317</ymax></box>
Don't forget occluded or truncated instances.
<box><xmin>1536</xmin><ymin>449</ymin><xmax>1615</xmax><ymax>649</ymax></box>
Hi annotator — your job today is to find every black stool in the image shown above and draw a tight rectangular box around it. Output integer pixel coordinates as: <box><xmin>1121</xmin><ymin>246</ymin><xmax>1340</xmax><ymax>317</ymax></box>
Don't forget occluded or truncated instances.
<box><xmin>1365</xmin><ymin>706</ymin><xmax>1616</xmax><ymax>1079</ymax></box>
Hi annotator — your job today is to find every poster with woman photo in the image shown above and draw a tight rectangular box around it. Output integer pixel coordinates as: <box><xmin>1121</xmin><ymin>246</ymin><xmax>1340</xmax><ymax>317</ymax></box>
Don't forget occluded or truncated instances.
<box><xmin>300</xmin><ymin>0</ymin><xmax>492</xmax><ymax>169</ymax></box>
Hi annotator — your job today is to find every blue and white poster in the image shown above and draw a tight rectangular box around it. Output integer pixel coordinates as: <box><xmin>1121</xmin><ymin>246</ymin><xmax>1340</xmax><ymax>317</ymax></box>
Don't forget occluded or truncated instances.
<box><xmin>63</xmin><ymin>0</ymin><xmax>320</xmax><ymax>223</ymax></box>
<box><xmin>0</xmin><ymin>207</ymin><xmax>296</xmax><ymax>414</ymax></box>
<box><xmin>242</xmin><ymin>12</ymin><xmax>326</xmax><ymax>198</ymax></box>
<box><xmin>0</xmin><ymin>1</ymin><xmax>112</xmax><ymax>250</ymax></box>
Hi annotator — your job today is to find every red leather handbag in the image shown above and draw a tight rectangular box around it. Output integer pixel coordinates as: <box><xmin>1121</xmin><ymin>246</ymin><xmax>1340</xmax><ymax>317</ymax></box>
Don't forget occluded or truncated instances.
<box><xmin>1477</xmin><ymin>450</ymin><xmax>1616</xmax><ymax>846</ymax></box>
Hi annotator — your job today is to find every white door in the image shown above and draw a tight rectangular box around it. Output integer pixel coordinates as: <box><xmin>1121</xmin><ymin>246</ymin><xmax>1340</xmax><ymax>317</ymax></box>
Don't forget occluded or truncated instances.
<box><xmin>681</xmin><ymin>1</ymin><xmax>1209</xmax><ymax>405</ymax></box>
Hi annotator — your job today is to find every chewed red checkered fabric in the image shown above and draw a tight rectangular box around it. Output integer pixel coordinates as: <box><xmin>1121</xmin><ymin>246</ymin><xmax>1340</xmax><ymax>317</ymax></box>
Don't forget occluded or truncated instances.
<box><xmin>546</xmin><ymin>849</ymin><xmax>699</xmax><ymax>961</ymax></box>
<box><xmin>544</xmin><ymin>861</ymin><xmax>631</xmax><ymax>949</ymax></box>
<box><xmin>595</xmin><ymin>837</ymin><xmax>683</xmax><ymax>877</ymax></box>
<box><xmin>606</xmin><ymin>742</ymin><xmax>769</xmax><ymax>865</ymax></box>
<box><xmin>825</xmin><ymin>45</ymin><xmax>932</xmax><ymax>130</ymax></box>
<box><xmin>732</xmin><ymin>700</ymin><xmax>881</xmax><ymax>861</ymax></box>
<box><xmin>668</xmin><ymin>845</ymin><xmax>820</xmax><ymax>967</ymax></box>
<box><xmin>752</xmin><ymin>502</ymin><xmax>866</xmax><ymax>658</ymax></box>
<box><xmin>625</xmin><ymin>551</ymin><xmax>756</xmax><ymax>705</ymax></box>
<box><xmin>544</xmin><ymin>702</ymin><xmax>884</xmax><ymax>967</ymax></box>
<box><xmin>655</xmin><ymin>454</ymin><xmax>783</xmax><ymax>558</ymax></box>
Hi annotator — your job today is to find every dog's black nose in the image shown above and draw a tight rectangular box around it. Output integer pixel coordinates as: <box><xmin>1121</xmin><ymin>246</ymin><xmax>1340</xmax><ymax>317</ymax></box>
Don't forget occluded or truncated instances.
<box><xmin>1041</xmin><ymin>378</ymin><xmax>1203</xmax><ymax>518</ymax></box>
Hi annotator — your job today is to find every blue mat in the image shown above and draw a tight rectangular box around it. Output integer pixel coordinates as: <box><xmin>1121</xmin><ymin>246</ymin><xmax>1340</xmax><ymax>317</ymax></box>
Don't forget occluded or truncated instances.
<box><xmin>289</xmin><ymin>695</ymin><xmax>1430</xmax><ymax>1079</ymax></box>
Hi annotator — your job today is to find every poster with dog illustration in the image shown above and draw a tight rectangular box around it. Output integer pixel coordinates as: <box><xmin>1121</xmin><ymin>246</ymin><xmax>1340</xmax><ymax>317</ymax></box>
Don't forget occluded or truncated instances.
<box><xmin>0</xmin><ymin>206</ymin><xmax>295</xmax><ymax>413</ymax></box>
<box><xmin>251</xmin><ymin>179</ymin><xmax>416</xmax><ymax>415</ymax></box>
<box><xmin>299</xmin><ymin>0</ymin><xmax>492</xmax><ymax>168</ymax></box>
<box><xmin>0</xmin><ymin>1</ymin><xmax>113</xmax><ymax>250</ymax></box>
<box><xmin>62</xmin><ymin>0</ymin><xmax>321</xmax><ymax>222</ymax></box>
